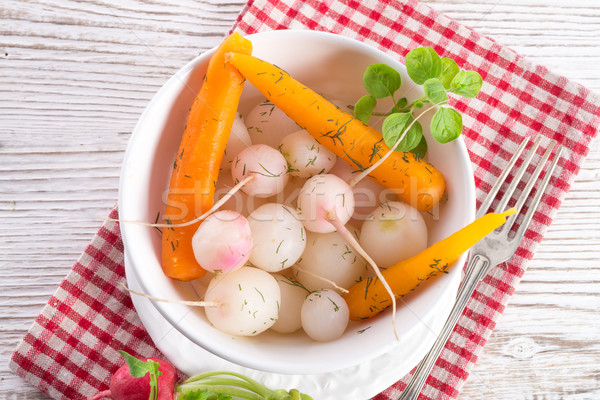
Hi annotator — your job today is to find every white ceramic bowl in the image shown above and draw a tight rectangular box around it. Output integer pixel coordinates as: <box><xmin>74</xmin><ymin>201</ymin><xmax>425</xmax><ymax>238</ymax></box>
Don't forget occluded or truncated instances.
<box><xmin>119</xmin><ymin>30</ymin><xmax>475</xmax><ymax>375</ymax></box>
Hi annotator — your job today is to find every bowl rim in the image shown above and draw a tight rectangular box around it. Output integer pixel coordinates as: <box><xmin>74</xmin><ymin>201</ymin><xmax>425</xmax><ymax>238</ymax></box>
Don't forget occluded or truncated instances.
<box><xmin>118</xmin><ymin>29</ymin><xmax>476</xmax><ymax>374</ymax></box>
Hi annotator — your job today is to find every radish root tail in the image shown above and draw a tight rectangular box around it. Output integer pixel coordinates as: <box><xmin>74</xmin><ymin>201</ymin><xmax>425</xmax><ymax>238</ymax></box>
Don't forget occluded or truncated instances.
<box><xmin>326</xmin><ymin>211</ymin><xmax>399</xmax><ymax>341</ymax></box>
<box><xmin>292</xmin><ymin>266</ymin><xmax>349</xmax><ymax>294</ymax></box>
<box><xmin>119</xmin><ymin>283</ymin><xmax>219</xmax><ymax>308</ymax></box>
<box><xmin>102</xmin><ymin>175</ymin><xmax>256</xmax><ymax>228</ymax></box>
<box><xmin>88</xmin><ymin>390</ymin><xmax>112</xmax><ymax>400</ymax></box>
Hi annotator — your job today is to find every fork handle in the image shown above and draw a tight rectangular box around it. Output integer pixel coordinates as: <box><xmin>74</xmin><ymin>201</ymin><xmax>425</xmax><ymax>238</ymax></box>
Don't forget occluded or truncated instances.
<box><xmin>397</xmin><ymin>254</ymin><xmax>491</xmax><ymax>400</ymax></box>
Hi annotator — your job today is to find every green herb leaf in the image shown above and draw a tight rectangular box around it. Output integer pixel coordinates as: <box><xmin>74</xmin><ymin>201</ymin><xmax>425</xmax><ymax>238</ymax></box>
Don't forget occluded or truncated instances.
<box><xmin>430</xmin><ymin>107</ymin><xmax>463</xmax><ymax>143</ymax></box>
<box><xmin>118</xmin><ymin>351</ymin><xmax>163</xmax><ymax>400</ymax></box>
<box><xmin>450</xmin><ymin>70</ymin><xmax>483</xmax><ymax>98</ymax></box>
<box><xmin>423</xmin><ymin>78</ymin><xmax>448</xmax><ymax>105</ymax></box>
<box><xmin>354</xmin><ymin>95</ymin><xmax>377</xmax><ymax>124</ymax></box>
<box><xmin>439</xmin><ymin>58</ymin><xmax>460</xmax><ymax>89</ymax></box>
<box><xmin>405</xmin><ymin>47</ymin><xmax>442</xmax><ymax>85</ymax></box>
<box><xmin>395</xmin><ymin>97</ymin><xmax>408</xmax><ymax>110</ymax></box>
<box><xmin>363</xmin><ymin>64</ymin><xmax>401</xmax><ymax>99</ymax></box>
<box><xmin>382</xmin><ymin>112</ymin><xmax>423</xmax><ymax>152</ymax></box>
<box><xmin>410</xmin><ymin>135</ymin><xmax>428</xmax><ymax>158</ymax></box>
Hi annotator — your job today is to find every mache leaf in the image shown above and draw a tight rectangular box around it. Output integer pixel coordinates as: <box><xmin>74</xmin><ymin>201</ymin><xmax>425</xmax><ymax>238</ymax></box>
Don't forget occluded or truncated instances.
<box><xmin>354</xmin><ymin>95</ymin><xmax>377</xmax><ymax>124</ymax></box>
<box><xmin>430</xmin><ymin>107</ymin><xmax>463</xmax><ymax>143</ymax></box>
<box><xmin>439</xmin><ymin>58</ymin><xmax>460</xmax><ymax>89</ymax></box>
<box><xmin>410</xmin><ymin>134</ymin><xmax>428</xmax><ymax>158</ymax></box>
<box><xmin>450</xmin><ymin>70</ymin><xmax>483</xmax><ymax>98</ymax></box>
<box><xmin>405</xmin><ymin>47</ymin><xmax>442</xmax><ymax>85</ymax></box>
<box><xmin>363</xmin><ymin>63</ymin><xmax>401</xmax><ymax>99</ymax></box>
<box><xmin>423</xmin><ymin>78</ymin><xmax>448</xmax><ymax>105</ymax></box>
<box><xmin>382</xmin><ymin>112</ymin><xmax>423</xmax><ymax>152</ymax></box>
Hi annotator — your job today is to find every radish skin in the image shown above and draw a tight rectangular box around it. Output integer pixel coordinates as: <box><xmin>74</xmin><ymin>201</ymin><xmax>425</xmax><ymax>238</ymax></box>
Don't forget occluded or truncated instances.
<box><xmin>278</xmin><ymin>129</ymin><xmax>336</xmax><ymax>179</ymax></box>
<box><xmin>232</xmin><ymin>144</ymin><xmax>289</xmax><ymax>198</ymax></box>
<box><xmin>293</xmin><ymin>226</ymin><xmax>368</xmax><ymax>293</ymax></box>
<box><xmin>296</xmin><ymin>174</ymin><xmax>354</xmax><ymax>233</ymax></box>
<box><xmin>88</xmin><ymin>357</ymin><xmax>176</xmax><ymax>400</ymax></box>
<box><xmin>191</xmin><ymin>210</ymin><xmax>253</xmax><ymax>274</ymax></box>
<box><xmin>204</xmin><ymin>266</ymin><xmax>281</xmax><ymax>336</ymax></box>
<box><xmin>271</xmin><ymin>273</ymin><xmax>309</xmax><ymax>334</ymax></box>
<box><xmin>222</xmin><ymin>113</ymin><xmax>252</xmax><ymax>171</ymax></box>
<box><xmin>245</xmin><ymin>99</ymin><xmax>299</xmax><ymax>148</ymax></box>
<box><xmin>301</xmin><ymin>289</ymin><xmax>349</xmax><ymax>342</ymax></box>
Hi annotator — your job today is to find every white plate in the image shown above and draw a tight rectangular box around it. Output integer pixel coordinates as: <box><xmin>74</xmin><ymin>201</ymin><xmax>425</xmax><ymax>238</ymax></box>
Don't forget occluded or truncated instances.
<box><xmin>126</xmin><ymin>255</ymin><xmax>457</xmax><ymax>399</ymax></box>
<box><xmin>119</xmin><ymin>30</ymin><xmax>475</xmax><ymax>375</ymax></box>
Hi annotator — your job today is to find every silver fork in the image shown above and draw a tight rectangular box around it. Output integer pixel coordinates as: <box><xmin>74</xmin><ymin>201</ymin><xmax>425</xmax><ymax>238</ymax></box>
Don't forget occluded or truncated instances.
<box><xmin>397</xmin><ymin>136</ymin><xmax>563</xmax><ymax>400</ymax></box>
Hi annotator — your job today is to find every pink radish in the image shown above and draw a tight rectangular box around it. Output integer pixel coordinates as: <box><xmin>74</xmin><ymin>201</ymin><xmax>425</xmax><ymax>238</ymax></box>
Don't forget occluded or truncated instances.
<box><xmin>88</xmin><ymin>355</ymin><xmax>176</xmax><ymax>400</ymax></box>
<box><xmin>191</xmin><ymin>210</ymin><xmax>253</xmax><ymax>274</ymax></box>
<box><xmin>296</xmin><ymin>174</ymin><xmax>354</xmax><ymax>233</ymax></box>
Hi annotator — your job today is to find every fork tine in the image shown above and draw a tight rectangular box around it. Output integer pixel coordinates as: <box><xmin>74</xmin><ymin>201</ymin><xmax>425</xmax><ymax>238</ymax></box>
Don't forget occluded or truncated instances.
<box><xmin>495</xmin><ymin>137</ymin><xmax>542</xmax><ymax>213</ymax></box>
<box><xmin>477</xmin><ymin>137</ymin><xmax>531</xmax><ymax>218</ymax></box>
<box><xmin>508</xmin><ymin>144</ymin><xmax>563</xmax><ymax>244</ymax></box>
<box><xmin>501</xmin><ymin>140</ymin><xmax>557</xmax><ymax>233</ymax></box>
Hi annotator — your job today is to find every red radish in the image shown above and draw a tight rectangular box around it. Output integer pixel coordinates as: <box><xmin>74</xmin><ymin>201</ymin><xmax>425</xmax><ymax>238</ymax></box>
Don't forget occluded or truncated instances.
<box><xmin>89</xmin><ymin>352</ymin><xmax>315</xmax><ymax>399</ymax></box>
<box><xmin>88</xmin><ymin>357</ymin><xmax>176</xmax><ymax>400</ymax></box>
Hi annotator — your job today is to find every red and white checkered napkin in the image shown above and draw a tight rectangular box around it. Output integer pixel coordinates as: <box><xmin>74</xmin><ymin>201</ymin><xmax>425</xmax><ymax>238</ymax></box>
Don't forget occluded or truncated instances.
<box><xmin>10</xmin><ymin>0</ymin><xmax>600</xmax><ymax>399</ymax></box>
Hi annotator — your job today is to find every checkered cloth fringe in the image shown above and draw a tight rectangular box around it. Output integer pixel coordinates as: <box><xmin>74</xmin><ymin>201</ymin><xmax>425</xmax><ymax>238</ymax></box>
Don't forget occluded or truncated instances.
<box><xmin>10</xmin><ymin>0</ymin><xmax>600</xmax><ymax>399</ymax></box>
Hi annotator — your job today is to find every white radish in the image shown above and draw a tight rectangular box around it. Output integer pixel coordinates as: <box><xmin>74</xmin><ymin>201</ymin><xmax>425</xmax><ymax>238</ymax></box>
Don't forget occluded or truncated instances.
<box><xmin>247</xmin><ymin>203</ymin><xmax>306</xmax><ymax>272</ymax></box>
<box><xmin>271</xmin><ymin>274</ymin><xmax>309</xmax><ymax>334</ymax></box>
<box><xmin>278</xmin><ymin>129</ymin><xmax>336</xmax><ymax>179</ymax></box>
<box><xmin>296</xmin><ymin>174</ymin><xmax>354</xmax><ymax>233</ymax></box>
<box><xmin>301</xmin><ymin>289</ymin><xmax>349</xmax><ymax>342</ymax></box>
<box><xmin>293</xmin><ymin>226</ymin><xmax>368</xmax><ymax>293</ymax></box>
<box><xmin>204</xmin><ymin>266</ymin><xmax>281</xmax><ymax>336</ymax></box>
<box><xmin>232</xmin><ymin>144</ymin><xmax>289</xmax><ymax>198</ymax></box>
<box><xmin>222</xmin><ymin>114</ymin><xmax>252</xmax><ymax>171</ymax></box>
<box><xmin>245</xmin><ymin>99</ymin><xmax>299</xmax><ymax>148</ymax></box>
<box><xmin>191</xmin><ymin>210</ymin><xmax>252</xmax><ymax>274</ymax></box>
<box><xmin>360</xmin><ymin>201</ymin><xmax>428</xmax><ymax>269</ymax></box>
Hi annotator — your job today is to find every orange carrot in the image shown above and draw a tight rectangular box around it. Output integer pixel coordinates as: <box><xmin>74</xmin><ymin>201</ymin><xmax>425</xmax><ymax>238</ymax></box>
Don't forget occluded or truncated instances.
<box><xmin>343</xmin><ymin>208</ymin><xmax>516</xmax><ymax>320</ymax></box>
<box><xmin>161</xmin><ymin>33</ymin><xmax>252</xmax><ymax>281</ymax></box>
<box><xmin>225</xmin><ymin>52</ymin><xmax>446</xmax><ymax>211</ymax></box>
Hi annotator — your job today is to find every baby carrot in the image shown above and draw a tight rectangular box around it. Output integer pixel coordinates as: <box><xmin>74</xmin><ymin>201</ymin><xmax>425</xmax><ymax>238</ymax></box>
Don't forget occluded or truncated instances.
<box><xmin>161</xmin><ymin>33</ymin><xmax>252</xmax><ymax>281</ymax></box>
<box><xmin>343</xmin><ymin>208</ymin><xmax>517</xmax><ymax>320</ymax></box>
<box><xmin>225</xmin><ymin>52</ymin><xmax>445</xmax><ymax>211</ymax></box>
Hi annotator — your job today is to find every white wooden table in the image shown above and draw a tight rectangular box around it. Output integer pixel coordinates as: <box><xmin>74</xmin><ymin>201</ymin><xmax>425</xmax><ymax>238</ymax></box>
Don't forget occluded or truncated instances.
<box><xmin>1</xmin><ymin>1</ymin><xmax>599</xmax><ymax>398</ymax></box>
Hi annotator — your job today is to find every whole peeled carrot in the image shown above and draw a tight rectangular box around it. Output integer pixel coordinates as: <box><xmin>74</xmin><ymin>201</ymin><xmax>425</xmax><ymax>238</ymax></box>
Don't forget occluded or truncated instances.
<box><xmin>161</xmin><ymin>33</ymin><xmax>252</xmax><ymax>281</ymax></box>
<box><xmin>225</xmin><ymin>52</ymin><xmax>445</xmax><ymax>211</ymax></box>
<box><xmin>343</xmin><ymin>208</ymin><xmax>516</xmax><ymax>320</ymax></box>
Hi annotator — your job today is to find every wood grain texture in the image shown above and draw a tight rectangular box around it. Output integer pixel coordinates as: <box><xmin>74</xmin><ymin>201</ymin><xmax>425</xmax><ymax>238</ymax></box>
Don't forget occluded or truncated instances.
<box><xmin>1</xmin><ymin>0</ymin><xmax>598</xmax><ymax>399</ymax></box>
